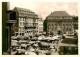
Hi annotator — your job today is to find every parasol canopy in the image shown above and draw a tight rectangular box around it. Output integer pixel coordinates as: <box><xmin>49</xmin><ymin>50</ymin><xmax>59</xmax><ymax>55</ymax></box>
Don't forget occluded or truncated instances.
<box><xmin>27</xmin><ymin>51</ymin><xmax>36</xmax><ymax>55</ymax></box>
<box><xmin>12</xmin><ymin>40</ymin><xmax>18</xmax><ymax>42</ymax></box>
<box><xmin>52</xmin><ymin>36</ymin><xmax>59</xmax><ymax>40</ymax></box>
<box><xmin>38</xmin><ymin>36</ymin><xmax>42</xmax><ymax>40</ymax></box>
<box><xmin>29</xmin><ymin>48</ymin><xmax>35</xmax><ymax>52</ymax></box>
<box><xmin>19</xmin><ymin>40</ymin><xmax>27</xmax><ymax>43</ymax></box>
<box><xmin>21</xmin><ymin>44</ymin><xmax>27</xmax><ymax>47</ymax></box>
<box><xmin>11</xmin><ymin>36</ymin><xmax>17</xmax><ymax>39</ymax></box>
<box><xmin>11</xmin><ymin>42</ymin><xmax>18</xmax><ymax>46</ymax></box>
<box><xmin>21</xmin><ymin>49</ymin><xmax>26</xmax><ymax>52</ymax></box>
<box><xmin>29</xmin><ymin>41</ymin><xmax>34</xmax><ymax>44</ymax></box>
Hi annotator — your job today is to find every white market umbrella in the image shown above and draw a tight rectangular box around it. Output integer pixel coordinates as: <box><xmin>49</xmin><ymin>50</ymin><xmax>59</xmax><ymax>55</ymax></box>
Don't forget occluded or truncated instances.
<box><xmin>11</xmin><ymin>36</ymin><xmax>17</xmax><ymax>39</ymax></box>
<box><xmin>50</xmin><ymin>45</ymin><xmax>55</xmax><ymax>49</ymax></box>
<box><xmin>11</xmin><ymin>51</ymin><xmax>17</xmax><ymax>55</ymax></box>
<box><xmin>17</xmin><ymin>35</ymin><xmax>22</xmax><ymax>39</ymax></box>
<box><xmin>51</xmin><ymin>38</ymin><xmax>55</xmax><ymax>40</ymax></box>
<box><xmin>16</xmin><ymin>49</ymin><xmax>21</xmax><ymax>51</ymax></box>
<box><xmin>50</xmin><ymin>49</ymin><xmax>55</xmax><ymax>54</ymax></box>
<box><xmin>16</xmin><ymin>49</ymin><xmax>21</xmax><ymax>53</ymax></box>
<box><xmin>46</xmin><ymin>37</ymin><xmax>51</xmax><ymax>39</ymax></box>
<box><xmin>17</xmin><ymin>35</ymin><xmax>21</xmax><ymax>38</ymax></box>
<box><xmin>50</xmin><ymin>48</ymin><xmax>55</xmax><ymax>51</ymax></box>
<box><xmin>11</xmin><ymin>36</ymin><xmax>15</xmax><ymax>39</ymax></box>
<box><xmin>19</xmin><ymin>40</ymin><xmax>27</xmax><ymax>43</ymax></box>
<box><xmin>21</xmin><ymin>44</ymin><xmax>27</xmax><ymax>47</ymax></box>
<box><xmin>34</xmin><ymin>43</ymin><xmax>38</xmax><ymax>46</ymax></box>
<box><xmin>25</xmin><ymin>51</ymin><xmax>28</xmax><ymax>55</ymax></box>
<box><xmin>29</xmin><ymin>48</ymin><xmax>35</xmax><ymax>52</ymax></box>
<box><xmin>35</xmin><ymin>41</ymin><xmax>40</xmax><ymax>43</ymax></box>
<box><xmin>52</xmin><ymin>36</ymin><xmax>58</xmax><ymax>40</ymax></box>
<box><xmin>11</xmin><ymin>36</ymin><xmax>15</xmax><ymax>38</ymax></box>
<box><xmin>51</xmin><ymin>52</ymin><xmax>59</xmax><ymax>55</ymax></box>
<box><xmin>41</xmin><ymin>42</ymin><xmax>49</xmax><ymax>46</ymax></box>
<box><xmin>16</xmin><ymin>49</ymin><xmax>22</xmax><ymax>53</ymax></box>
<box><xmin>45</xmin><ymin>37</ymin><xmax>51</xmax><ymax>40</ymax></box>
<box><xmin>11</xmin><ymin>42</ymin><xmax>18</xmax><ymax>46</ymax></box>
<box><xmin>55</xmin><ymin>35</ymin><xmax>60</xmax><ymax>38</ymax></box>
<box><xmin>12</xmin><ymin>40</ymin><xmax>18</xmax><ymax>42</ymax></box>
<box><xmin>27</xmin><ymin>44</ymin><xmax>31</xmax><ymax>46</ymax></box>
<box><xmin>41</xmin><ymin>35</ymin><xmax>45</xmax><ymax>39</ymax></box>
<box><xmin>38</xmin><ymin>36</ymin><xmax>42</xmax><ymax>40</ymax></box>
<box><xmin>27</xmin><ymin>52</ymin><xmax>36</xmax><ymax>55</ymax></box>
<box><xmin>42</xmin><ymin>36</ymin><xmax>45</xmax><ymax>39</ymax></box>
<box><xmin>54</xmin><ymin>37</ymin><xmax>58</xmax><ymax>39</ymax></box>
<box><xmin>21</xmin><ymin>49</ymin><xmax>26</xmax><ymax>52</ymax></box>
<box><xmin>29</xmin><ymin>41</ymin><xmax>34</xmax><ymax>44</ymax></box>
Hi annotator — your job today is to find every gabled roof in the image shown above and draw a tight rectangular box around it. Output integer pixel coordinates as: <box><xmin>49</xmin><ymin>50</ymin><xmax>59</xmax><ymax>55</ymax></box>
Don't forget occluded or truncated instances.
<box><xmin>48</xmin><ymin>11</ymin><xmax>71</xmax><ymax>17</ymax></box>
<box><xmin>13</xmin><ymin>7</ymin><xmax>38</xmax><ymax>18</ymax></box>
<box><xmin>14</xmin><ymin>7</ymin><xmax>32</xmax><ymax>13</ymax></box>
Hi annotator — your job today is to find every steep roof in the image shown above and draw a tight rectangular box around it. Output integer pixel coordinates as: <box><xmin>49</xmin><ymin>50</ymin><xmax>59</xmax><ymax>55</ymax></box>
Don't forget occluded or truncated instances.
<box><xmin>13</xmin><ymin>7</ymin><xmax>38</xmax><ymax>18</ymax></box>
<box><xmin>48</xmin><ymin>11</ymin><xmax>71</xmax><ymax>17</ymax></box>
<box><xmin>14</xmin><ymin>7</ymin><xmax>32</xmax><ymax>13</ymax></box>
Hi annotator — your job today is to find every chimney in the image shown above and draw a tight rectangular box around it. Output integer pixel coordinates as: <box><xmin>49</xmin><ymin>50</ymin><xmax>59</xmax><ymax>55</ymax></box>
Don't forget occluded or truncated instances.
<box><xmin>7</xmin><ymin>2</ymin><xmax>10</xmax><ymax>10</ymax></box>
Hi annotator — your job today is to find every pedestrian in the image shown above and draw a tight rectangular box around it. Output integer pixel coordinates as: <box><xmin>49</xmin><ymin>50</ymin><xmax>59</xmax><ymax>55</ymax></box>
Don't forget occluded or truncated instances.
<box><xmin>55</xmin><ymin>49</ymin><xmax>57</xmax><ymax>52</ymax></box>
<box><xmin>62</xmin><ymin>35</ymin><xmax>65</xmax><ymax>39</ymax></box>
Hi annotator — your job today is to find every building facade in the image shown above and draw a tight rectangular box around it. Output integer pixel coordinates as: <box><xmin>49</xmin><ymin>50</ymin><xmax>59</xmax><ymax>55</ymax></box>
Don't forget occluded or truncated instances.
<box><xmin>45</xmin><ymin>11</ymin><xmax>74</xmax><ymax>35</ymax></box>
<box><xmin>2</xmin><ymin>2</ymin><xmax>16</xmax><ymax>54</ymax></box>
<box><xmin>72</xmin><ymin>16</ymin><xmax>78</xmax><ymax>30</ymax></box>
<box><xmin>38</xmin><ymin>16</ymin><xmax>43</xmax><ymax>35</ymax></box>
<box><xmin>13</xmin><ymin>7</ymin><xmax>39</xmax><ymax>37</ymax></box>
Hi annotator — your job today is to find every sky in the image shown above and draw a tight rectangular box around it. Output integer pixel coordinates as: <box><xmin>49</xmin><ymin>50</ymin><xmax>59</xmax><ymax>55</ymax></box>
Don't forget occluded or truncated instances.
<box><xmin>10</xmin><ymin>2</ymin><xmax>78</xmax><ymax>20</ymax></box>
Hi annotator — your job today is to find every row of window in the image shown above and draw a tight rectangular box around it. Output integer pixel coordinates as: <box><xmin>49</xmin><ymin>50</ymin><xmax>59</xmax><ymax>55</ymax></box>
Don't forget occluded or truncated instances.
<box><xmin>39</xmin><ymin>24</ymin><xmax>43</xmax><ymax>26</ymax></box>
<box><xmin>48</xmin><ymin>26</ymin><xmax>72</xmax><ymax>28</ymax></box>
<box><xmin>19</xmin><ymin>22</ymin><xmax>34</xmax><ymax>26</ymax></box>
<box><xmin>19</xmin><ymin>18</ymin><xmax>25</xmax><ymax>21</ymax></box>
<box><xmin>19</xmin><ymin>13</ymin><xmax>37</xmax><ymax>18</ymax></box>
<box><xmin>48</xmin><ymin>28</ymin><xmax>72</xmax><ymax>32</ymax></box>
<box><xmin>19</xmin><ymin>29</ymin><xmax>24</xmax><ymax>32</ymax></box>
<box><xmin>19</xmin><ymin>29</ymin><xmax>34</xmax><ymax>33</ymax></box>
<box><xmin>39</xmin><ymin>28</ymin><xmax>43</xmax><ymax>31</ymax></box>
<box><xmin>48</xmin><ymin>17</ymin><xmax>72</xmax><ymax>19</ymax></box>
<box><xmin>19</xmin><ymin>10</ymin><xmax>34</xmax><ymax>13</ymax></box>
<box><xmin>19</xmin><ymin>26</ymin><xmax>38</xmax><ymax>30</ymax></box>
<box><xmin>24</xmin><ymin>33</ymin><xmax>33</xmax><ymax>36</ymax></box>
<box><xmin>48</xmin><ymin>23</ymin><xmax>73</xmax><ymax>26</ymax></box>
<box><xmin>48</xmin><ymin>22</ymin><xmax>73</xmax><ymax>24</ymax></box>
<box><xmin>19</xmin><ymin>23</ymin><xmax>39</xmax><ymax>28</ymax></box>
<box><xmin>19</xmin><ymin>22</ymin><xmax>25</xmax><ymax>26</ymax></box>
<box><xmin>19</xmin><ymin>18</ymin><xmax>38</xmax><ymax>23</ymax></box>
<box><xmin>19</xmin><ymin>18</ymin><xmax>33</xmax><ymax>21</ymax></box>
